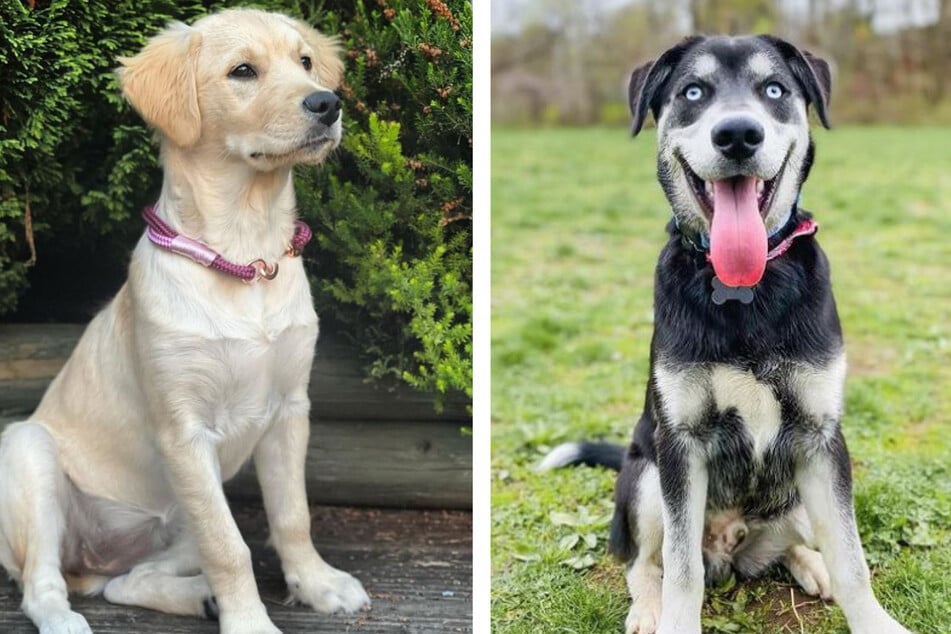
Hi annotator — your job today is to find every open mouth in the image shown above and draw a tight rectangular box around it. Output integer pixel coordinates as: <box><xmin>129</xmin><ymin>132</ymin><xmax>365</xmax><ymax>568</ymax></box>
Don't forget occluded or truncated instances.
<box><xmin>678</xmin><ymin>154</ymin><xmax>782</xmax><ymax>219</ymax></box>
<box><xmin>675</xmin><ymin>151</ymin><xmax>791</xmax><ymax>288</ymax></box>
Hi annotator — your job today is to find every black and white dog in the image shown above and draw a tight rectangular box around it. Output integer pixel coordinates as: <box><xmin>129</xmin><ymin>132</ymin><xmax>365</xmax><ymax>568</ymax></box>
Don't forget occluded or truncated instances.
<box><xmin>540</xmin><ymin>36</ymin><xmax>912</xmax><ymax>634</ymax></box>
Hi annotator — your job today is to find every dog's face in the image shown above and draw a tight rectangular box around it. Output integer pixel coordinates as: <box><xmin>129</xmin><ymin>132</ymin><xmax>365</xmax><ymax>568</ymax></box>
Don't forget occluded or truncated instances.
<box><xmin>118</xmin><ymin>9</ymin><xmax>345</xmax><ymax>170</ymax></box>
<box><xmin>629</xmin><ymin>36</ymin><xmax>831</xmax><ymax>286</ymax></box>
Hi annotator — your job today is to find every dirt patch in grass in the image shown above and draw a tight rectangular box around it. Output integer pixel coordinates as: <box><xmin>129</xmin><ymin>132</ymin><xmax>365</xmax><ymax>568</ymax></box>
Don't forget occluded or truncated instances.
<box><xmin>751</xmin><ymin>583</ymin><xmax>833</xmax><ymax>634</ymax></box>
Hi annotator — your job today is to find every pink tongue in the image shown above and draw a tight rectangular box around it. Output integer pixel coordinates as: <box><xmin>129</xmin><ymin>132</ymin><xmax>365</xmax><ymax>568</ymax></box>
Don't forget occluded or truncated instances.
<box><xmin>710</xmin><ymin>177</ymin><xmax>767</xmax><ymax>287</ymax></box>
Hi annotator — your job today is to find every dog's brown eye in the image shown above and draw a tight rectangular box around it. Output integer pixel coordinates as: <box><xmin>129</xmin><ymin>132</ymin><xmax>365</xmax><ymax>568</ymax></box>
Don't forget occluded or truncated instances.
<box><xmin>301</xmin><ymin>56</ymin><xmax>312</xmax><ymax>71</ymax></box>
<box><xmin>229</xmin><ymin>63</ymin><xmax>257</xmax><ymax>79</ymax></box>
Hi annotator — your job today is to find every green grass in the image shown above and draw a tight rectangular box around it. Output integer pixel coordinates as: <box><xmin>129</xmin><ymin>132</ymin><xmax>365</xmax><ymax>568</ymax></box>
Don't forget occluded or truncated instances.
<box><xmin>491</xmin><ymin>126</ymin><xmax>951</xmax><ymax>634</ymax></box>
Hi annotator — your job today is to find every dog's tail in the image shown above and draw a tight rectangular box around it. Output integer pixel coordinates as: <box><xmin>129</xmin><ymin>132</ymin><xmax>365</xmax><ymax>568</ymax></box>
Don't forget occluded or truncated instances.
<box><xmin>536</xmin><ymin>441</ymin><xmax>625</xmax><ymax>472</ymax></box>
<box><xmin>538</xmin><ymin>441</ymin><xmax>636</xmax><ymax>562</ymax></box>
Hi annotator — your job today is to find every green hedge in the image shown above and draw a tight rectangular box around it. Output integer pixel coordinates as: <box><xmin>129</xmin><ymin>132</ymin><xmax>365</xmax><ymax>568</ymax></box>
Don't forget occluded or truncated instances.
<box><xmin>0</xmin><ymin>0</ymin><xmax>472</xmax><ymax>403</ymax></box>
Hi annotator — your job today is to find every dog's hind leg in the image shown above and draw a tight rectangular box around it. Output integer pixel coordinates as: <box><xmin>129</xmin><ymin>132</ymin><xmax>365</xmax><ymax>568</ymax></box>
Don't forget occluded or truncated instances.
<box><xmin>613</xmin><ymin>458</ymin><xmax>664</xmax><ymax>634</ymax></box>
<box><xmin>102</xmin><ymin>535</ymin><xmax>217</xmax><ymax>618</ymax></box>
<box><xmin>783</xmin><ymin>544</ymin><xmax>831</xmax><ymax>600</ymax></box>
<box><xmin>0</xmin><ymin>422</ymin><xmax>92</xmax><ymax>634</ymax></box>
<box><xmin>730</xmin><ymin>507</ymin><xmax>832</xmax><ymax>600</ymax></box>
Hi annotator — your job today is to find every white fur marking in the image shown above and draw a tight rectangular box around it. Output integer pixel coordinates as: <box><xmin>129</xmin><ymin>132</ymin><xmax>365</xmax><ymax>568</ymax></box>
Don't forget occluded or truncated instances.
<box><xmin>536</xmin><ymin>442</ymin><xmax>582</xmax><ymax>472</ymax></box>
<box><xmin>653</xmin><ymin>364</ymin><xmax>708</xmax><ymax>429</ymax></box>
<box><xmin>791</xmin><ymin>353</ymin><xmax>847</xmax><ymax>430</ymax></box>
<box><xmin>710</xmin><ymin>365</ymin><xmax>781</xmax><ymax>457</ymax></box>
<box><xmin>625</xmin><ymin>561</ymin><xmax>662</xmax><ymax>634</ymax></box>
<box><xmin>624</xmin><ymin>464</ymin><xmax>664</xmax><ymax>633</ymax></box>
<box><xmin>692</xmin><ymin>54</ymin><xmax>718</xmax><ymax>77</ymax></box>
<box><xmin>637</xmin><ymin>464</ymin><xmax>664</xmax><ymax>551</ymax></box>
<box><xmin>747</xmin><ymin>52</ymin><xmax>774</xmax><ymax>78</ymax></box>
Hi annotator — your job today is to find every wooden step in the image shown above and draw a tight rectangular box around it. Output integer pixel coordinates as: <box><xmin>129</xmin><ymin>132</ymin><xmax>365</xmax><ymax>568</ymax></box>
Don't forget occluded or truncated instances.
<box><xmin>0</xmin><ymin>324</ymin><xmax>472</xmax><ymax>510</ymax></box>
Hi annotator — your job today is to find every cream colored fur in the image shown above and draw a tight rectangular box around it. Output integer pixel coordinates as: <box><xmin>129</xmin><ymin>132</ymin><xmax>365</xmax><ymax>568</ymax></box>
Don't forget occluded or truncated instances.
<box><xmin>0</xmin><ymin>9</ymin><xmax>368</xmax><ymax>634</ymax></box>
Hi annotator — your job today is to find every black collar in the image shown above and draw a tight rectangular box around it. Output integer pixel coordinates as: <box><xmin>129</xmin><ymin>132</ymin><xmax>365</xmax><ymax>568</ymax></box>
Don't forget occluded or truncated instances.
<box><xmin>673</xmin><ymin>207</ymin><xmax>804</xmax><ymax>264</ymax></box>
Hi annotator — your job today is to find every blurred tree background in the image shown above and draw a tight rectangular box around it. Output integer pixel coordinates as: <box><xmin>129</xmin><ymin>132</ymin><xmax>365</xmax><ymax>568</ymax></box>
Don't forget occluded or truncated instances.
<box><xmin>491</xmin><ymin>0</ymin><xmax>951</xmax><ymax>125</ymax></box>
<box><xmin>0</xmin><ymin>0</ymin><xmax>472</xmax><ymax>402</ymax></box>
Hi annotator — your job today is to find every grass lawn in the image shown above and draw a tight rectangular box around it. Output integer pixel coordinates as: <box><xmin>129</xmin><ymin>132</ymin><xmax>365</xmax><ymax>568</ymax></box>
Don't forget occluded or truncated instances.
<box><xmin>491</xmin><ymin>126</ymin><xmax>951</xmax><ymax>634</ymax></box>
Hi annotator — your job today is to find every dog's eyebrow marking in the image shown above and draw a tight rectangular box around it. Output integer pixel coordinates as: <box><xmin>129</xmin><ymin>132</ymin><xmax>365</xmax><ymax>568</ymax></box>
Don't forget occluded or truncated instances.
<box><xmin>692</xmin><ymin>54</ymin><xmax>719</xmax><ymax>77</ymax></box>
<box><xmin>747</xmin><ymin>52</ymin><xmax>775</xmax><ymax>78</ymax></box>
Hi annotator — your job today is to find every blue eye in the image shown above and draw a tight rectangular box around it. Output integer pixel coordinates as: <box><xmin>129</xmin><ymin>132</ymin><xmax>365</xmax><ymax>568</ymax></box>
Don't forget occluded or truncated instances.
<box><xmin>684</xmin><ymin>84</ymin><xmax>704</xmax><ymax>101</ymax></box>
<box><xmin>765</xmin><ymin>82</ymin><xmax>784</xmax><ymax>99</ymax></box>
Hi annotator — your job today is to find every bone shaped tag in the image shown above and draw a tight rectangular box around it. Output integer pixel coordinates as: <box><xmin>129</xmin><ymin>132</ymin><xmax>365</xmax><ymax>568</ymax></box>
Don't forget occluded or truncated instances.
<box><xmin>711</xmin><ymin>276</ymin><xmax>755</xmax><ymax>305</ymax></box>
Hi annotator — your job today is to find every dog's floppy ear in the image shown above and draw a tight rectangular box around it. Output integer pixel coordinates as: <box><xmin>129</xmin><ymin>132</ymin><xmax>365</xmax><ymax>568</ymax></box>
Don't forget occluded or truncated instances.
<box><xmin>759</xmin><ymin>35</ymin><xmax>832</xmax><ymax>129</ymax></box>
<box><xmin>118</xmin><ymin>23</ymin><xmax>203</xmax><ymax>147</ymax></box>
<box><xmin>286</xmin><ymin>18</ymin><xmax>345</xmax><ymax>90</ymax></box>
<box><xmin>628</xmin><ymin>36</ymin><xmax>705</xmax><ymax>136</ymax></box>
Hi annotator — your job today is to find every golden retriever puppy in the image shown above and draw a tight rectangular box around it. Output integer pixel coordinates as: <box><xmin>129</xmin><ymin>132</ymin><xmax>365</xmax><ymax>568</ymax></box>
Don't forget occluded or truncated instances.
<box><xmin>0</xmin><ymin>9</ymin><xmax>369</xmax><ymax>634</ymax></box>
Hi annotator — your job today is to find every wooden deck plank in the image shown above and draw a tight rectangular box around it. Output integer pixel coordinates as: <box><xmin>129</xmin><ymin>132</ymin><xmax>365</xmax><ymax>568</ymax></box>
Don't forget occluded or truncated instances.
<box><xmin>229</xmin><ymin>420</ymin><xmax>472</xmax><ymax>509</ymax></box>
<box><xmin>0</xmin><ymin>504</ymin><xmax>472</xmax><ymax>633</ymax></box>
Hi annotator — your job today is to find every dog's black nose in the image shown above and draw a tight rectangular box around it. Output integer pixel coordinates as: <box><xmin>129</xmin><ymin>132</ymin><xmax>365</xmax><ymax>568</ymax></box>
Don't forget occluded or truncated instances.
<box><xmin>303</xmin><ymin>91</ymin><xmax>341</xmax><ymax>126</ymax></box>
<box><xmin>711</xmin><ymin>117</ymin><xmax>764</xmax><ymax>160</ymax></box>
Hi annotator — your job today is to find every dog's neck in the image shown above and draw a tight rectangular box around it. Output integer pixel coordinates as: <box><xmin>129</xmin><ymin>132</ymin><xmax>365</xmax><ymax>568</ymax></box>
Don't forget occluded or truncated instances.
<box><xmin>676</xmin><ymin>205</ymin><xmax>797</xmax><ymax>256</ymax></box>
<box><xmin>153</xmin><ymin>144</ymin><xmax>299</xmax><ymax>264</ymax></box>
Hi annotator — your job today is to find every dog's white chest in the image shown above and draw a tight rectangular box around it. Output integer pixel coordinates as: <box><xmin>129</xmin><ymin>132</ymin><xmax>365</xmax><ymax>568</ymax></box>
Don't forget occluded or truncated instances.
<box><xmin>654</xmin><ymin>356</ymin><xmax>847</xmax><ymax>458</ymax></box>
<box><xmin>654</xmin><ymin>362</ymin><xmax>781</xmax><ymax>457</ymax></box>
<box><xmin>205</xmin><ymin>327</ymin><xmax>315</xmax><ymax>476</ymax></box>
<box><xmin>709</xmin><ymin>365</ymin><xmax>781</xmax><ymax>457</ymax></box>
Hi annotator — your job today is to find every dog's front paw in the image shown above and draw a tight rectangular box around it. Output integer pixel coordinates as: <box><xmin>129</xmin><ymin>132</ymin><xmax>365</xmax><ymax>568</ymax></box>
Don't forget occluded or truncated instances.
<box><xmin>625</xmin><ymin>599</ymin><xmax>659</xmax><ymax>634</ymax></box>
<box><xmin>625</xmin><ymin>578</ymin><xmax>662</xmax><ymax>634</ymax></box>
<box><xmin>287</xmin><ymin>566</ymin><xmax>370</xmax><ymax>614</ymax></box>
<box><xmin>38</xmin><ymin>610</ymin><xmax>92</xmax><ymax>634</ymax></box>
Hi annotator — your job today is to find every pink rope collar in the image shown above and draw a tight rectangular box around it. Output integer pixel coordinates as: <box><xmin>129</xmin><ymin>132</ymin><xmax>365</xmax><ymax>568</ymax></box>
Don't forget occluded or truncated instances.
<box><xmin>765</xmin><ymin>217</ymin><xmax>818</xmax><ymax>260</ymax></box>
<box><xmin>142</xmin><ymin>204</ymin><xmax>312</xmax><ymax>283</ymax></box>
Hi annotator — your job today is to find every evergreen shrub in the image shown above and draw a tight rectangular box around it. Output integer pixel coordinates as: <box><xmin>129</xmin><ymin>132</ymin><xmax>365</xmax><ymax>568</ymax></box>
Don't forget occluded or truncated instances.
<box><xmin>0</xmin><ymin>0</ymin><xmax>472</xmax><ymax>402</ymax></box>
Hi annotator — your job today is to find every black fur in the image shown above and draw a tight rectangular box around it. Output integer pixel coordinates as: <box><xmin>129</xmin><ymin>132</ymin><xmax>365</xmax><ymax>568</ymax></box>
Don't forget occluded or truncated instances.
<box><xmin>603</xmin><ymin>210</ymin><xmax>844</xmax><ymax>559</ymax></box>
<box><xmin>552</xmin><ymin>442</ymin><xmax>625</xmax><ymax>470</ymax></box>
<box><xmin>628</xmin><ymin>36</ymin><xmax>705</xmax><ymax>135</ymax></box>
<box><xmin>608</xmin><ymin>454</ymin><xmax>647</xmax><ymax>561</ymax></box>
<box><xmin>565</xmin><ymin>36</ymin><xmax>847</xmax><ymax>571</ymax></box>
<box><xmin>630</xmin><ymin>35</ymin><xmax>831</xmax><ymax>138</ymax></box>
<box><xmin>203</xmin><ymin>596</ymin><xmax>219</xmax><ymax>621</ymax></box>
<box><xmin>651</xmin><ymin>210</ymin><xmax>841</xmax><ymax>366</ymax></box>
